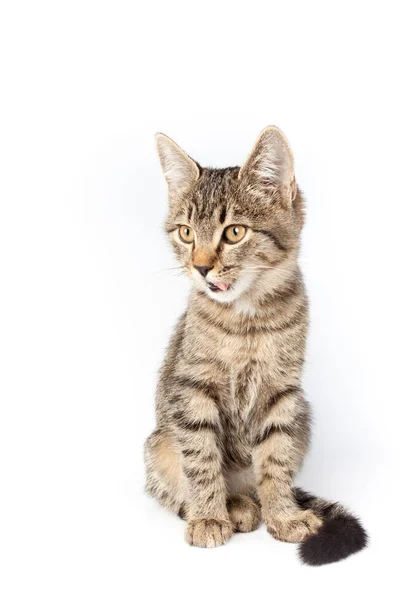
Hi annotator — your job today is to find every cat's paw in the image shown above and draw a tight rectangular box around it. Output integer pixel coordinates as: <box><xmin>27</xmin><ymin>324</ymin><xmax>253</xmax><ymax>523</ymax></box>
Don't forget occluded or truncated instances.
<box><xmin>266</xmin><ymin>509</ymin><xmax>322</xmax><ymax>543</ymax></box>
<box><xmin>185</xmin><ymin>518</ymin><xmax>233</xmax><ymax>548</ymax></box>
<box><xmin>227</xmin><ymin>495</ymin><xmax>261</xmax><ymax>533</ymax></box>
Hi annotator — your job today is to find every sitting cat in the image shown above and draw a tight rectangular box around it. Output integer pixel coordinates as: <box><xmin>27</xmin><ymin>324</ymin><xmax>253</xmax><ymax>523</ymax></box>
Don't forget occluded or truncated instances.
<box><xmin>144</xmin><ymin>126</ymin><xmax>367</xmax><ymax>565</ymax></box>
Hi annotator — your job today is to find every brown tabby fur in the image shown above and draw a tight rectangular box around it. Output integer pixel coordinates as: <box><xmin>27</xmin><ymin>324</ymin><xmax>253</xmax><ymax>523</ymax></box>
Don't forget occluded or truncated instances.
<box><xmin>144</xmin><ymin>127</ymin><xmax>367</xmax><ymax>563</ymax></box>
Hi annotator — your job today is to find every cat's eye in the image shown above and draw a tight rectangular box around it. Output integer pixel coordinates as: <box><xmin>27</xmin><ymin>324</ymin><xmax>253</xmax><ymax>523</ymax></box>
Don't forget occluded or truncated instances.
<box><xmin>179</xmin><ymin>225</ymin><xmax>195</xmax><ymax>243</ymax></box>
<box><xmin>223</xmin><ymin>225</ymin><xmax>247</xmax><ymax>244</ymax></box>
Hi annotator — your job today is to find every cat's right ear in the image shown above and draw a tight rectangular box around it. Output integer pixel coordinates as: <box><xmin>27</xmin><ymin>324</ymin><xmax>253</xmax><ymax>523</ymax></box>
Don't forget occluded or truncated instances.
<box><xmin>238</xmin><ymin>126</ymin><xmax>296</xmax><ymax>205</ymax></box>
<box><xmin>155</xmin><ymin>133</ymin><xmax>200</xmax><ymax>201</ymax></box>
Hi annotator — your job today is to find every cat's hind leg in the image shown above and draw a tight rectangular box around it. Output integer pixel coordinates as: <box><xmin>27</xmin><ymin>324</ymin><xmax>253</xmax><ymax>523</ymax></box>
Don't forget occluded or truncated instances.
<box><xmin>225</xmin><ymin>466</ymin><xmax>261</xmax><ymax>532</ymax></box>
<box><xmin>144</xmin><ymin>428</ymin><xmax>186</xmax><ymax>517</ymax></box>
<box><xmin>227</xmin><ymin>494</ymin><xmax>261</xmax><ymax>532</ymax></box>
<box><xmin>146</xmin><ymin>427</ymin><xmax>234</xmax><ymax>548</ymax></box>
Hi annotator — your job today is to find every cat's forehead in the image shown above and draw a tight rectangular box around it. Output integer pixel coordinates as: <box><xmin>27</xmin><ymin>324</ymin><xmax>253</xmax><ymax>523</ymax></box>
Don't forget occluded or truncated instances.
<box><xmin>190</xmin><ymin>168</ymin><xmax>239</xmax><ymax>221</ymax></box>
<box><xmin>188</xmin><ymin>166</ymin><xmax>275</xmax><ymax>226</ymax></box>
<box><xmin>169</xmin><ymin>165</ymin><xmax>280</xmax><ymax>231</ymax></box>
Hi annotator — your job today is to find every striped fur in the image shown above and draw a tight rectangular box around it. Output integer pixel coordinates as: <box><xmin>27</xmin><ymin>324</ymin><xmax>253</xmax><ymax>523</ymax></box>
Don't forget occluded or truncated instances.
<box><xmin>145</xmin><ymin>127</ymin><xmax>367</xmax><ymax>561</ymax></box>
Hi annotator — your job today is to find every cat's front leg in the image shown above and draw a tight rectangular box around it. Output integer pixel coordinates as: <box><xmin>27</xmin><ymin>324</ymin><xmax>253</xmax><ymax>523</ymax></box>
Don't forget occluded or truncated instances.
<box><xmin>171</xmin><ymin>380</ymin><xmax>233</xmax><ymax>548</ymax></box>
<box><xmin>251</xmin><ymin>386</ymin><xmax>323</xmax><ymax>542</ymax></box>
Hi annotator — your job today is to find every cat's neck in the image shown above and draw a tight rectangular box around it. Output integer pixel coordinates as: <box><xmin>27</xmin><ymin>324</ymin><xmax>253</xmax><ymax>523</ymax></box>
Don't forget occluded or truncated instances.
<box><xmin>190</xmin><ymin>264</ymin><xmax>304</xmax><ymax>323</ymax></box>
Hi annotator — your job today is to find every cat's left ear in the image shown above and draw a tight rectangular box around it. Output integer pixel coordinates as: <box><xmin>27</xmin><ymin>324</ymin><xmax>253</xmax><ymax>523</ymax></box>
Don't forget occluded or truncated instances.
<box><xmin>238</xmin><ymin>126</ymin><xmax>296</xmax><ymax>205</ymax></box>
<box><xmin>155</xmin><ymin>133</ymin><xmax>200</xmax><ymax>202</ymax></box>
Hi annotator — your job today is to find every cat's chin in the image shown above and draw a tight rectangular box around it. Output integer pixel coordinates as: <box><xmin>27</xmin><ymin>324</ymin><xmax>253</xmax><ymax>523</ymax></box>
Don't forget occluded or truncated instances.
<box><xmin>204</xmin><ymin>287</ymin><xmax>237</xmax><ymax>303</ymax></box>
<box><xmin>206</xmin><ymin>281</ymin><xmax>230</xmax><ymax>293</ymax></box>
<box><xmin>202</xmin><ymin>271</ymin><xmax>256</xmax><ymax>304</ymax></box>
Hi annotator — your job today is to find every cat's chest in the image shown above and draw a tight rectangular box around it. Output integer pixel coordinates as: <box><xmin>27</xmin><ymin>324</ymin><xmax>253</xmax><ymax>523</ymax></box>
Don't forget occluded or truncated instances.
<box><xmin>211</xmin><ymin>329</ymin><xmax>280</xmax><ymax>372</ymax></box>
<box><xmin>216</xmin><ymin>361</ymin><xmax>263</xmax><ymax>463</ymax></box>
<box><xmin>221</xmin><ymin>360</ymin><xmax>264</xmax><ymax>423</ymax></box>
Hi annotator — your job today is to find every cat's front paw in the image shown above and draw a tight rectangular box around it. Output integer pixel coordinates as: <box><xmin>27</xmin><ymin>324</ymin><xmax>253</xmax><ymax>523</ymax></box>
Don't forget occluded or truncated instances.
<box><xmin>266</xmin><ymin>509</ymin><xmax>322</xmax><ymax>543</ymax></box>
<box><xmin>185</xmin><ymin>518</ymin><xmax>233</xmax><ymax>548</ymax></box>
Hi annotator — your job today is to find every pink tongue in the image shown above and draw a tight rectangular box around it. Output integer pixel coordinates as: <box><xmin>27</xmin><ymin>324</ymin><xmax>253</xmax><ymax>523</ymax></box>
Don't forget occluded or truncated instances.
<box><xmin>214</xmin><ymin>281</ymin><xmax>229</xmax><ymax>291</ymax></box>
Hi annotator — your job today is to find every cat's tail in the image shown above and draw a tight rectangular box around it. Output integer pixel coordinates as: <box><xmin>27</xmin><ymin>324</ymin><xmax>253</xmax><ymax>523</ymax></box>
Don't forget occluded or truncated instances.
<box><xmin>293</xmin><ymin>487</ymin><xmax>368</xmax><ymax>566</ymax></box>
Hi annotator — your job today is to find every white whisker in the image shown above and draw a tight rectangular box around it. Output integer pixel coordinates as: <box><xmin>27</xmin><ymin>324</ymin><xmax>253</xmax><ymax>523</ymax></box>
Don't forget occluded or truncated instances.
<box><xmin>151</xmin><ymin>266</ymin><xmax>186</xmax><ymax>277</ymax></box>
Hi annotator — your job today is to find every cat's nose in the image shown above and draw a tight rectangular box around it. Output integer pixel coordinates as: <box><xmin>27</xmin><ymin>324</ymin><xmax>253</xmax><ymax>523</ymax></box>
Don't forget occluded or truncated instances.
<box><xmin>194</xmin><ymin>265</ymin><xmax>212</xmax><ymax>278</ymax></box>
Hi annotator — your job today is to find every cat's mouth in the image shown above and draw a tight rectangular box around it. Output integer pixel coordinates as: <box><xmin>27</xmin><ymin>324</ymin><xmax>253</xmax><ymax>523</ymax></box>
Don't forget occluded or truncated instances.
<box><xmin>207</xmin><ymin>281</ymin><xmax>230</xmax><ymax>293</ymax></box>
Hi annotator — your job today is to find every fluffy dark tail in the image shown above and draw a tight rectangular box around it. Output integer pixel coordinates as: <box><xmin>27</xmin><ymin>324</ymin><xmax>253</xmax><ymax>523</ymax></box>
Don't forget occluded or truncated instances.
<box><xmin>293</xmin><ymin>487</ymin><xmax>368</xmax><ymax>566</ymax></box>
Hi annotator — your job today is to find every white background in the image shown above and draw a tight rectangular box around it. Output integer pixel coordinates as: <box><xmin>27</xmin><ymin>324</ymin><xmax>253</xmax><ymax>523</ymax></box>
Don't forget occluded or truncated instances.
<box><xmin>1</xmin><ymin>1</ymin><xmax>399</xmax><ymax>598</ymax></box>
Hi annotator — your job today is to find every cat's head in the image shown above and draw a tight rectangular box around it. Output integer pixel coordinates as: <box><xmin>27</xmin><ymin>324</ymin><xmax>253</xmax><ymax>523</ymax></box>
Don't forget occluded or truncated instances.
<box><xmin>156</xmin><ymin>127</ymin><xmax>304</xmax><ymax>304</ymax></box>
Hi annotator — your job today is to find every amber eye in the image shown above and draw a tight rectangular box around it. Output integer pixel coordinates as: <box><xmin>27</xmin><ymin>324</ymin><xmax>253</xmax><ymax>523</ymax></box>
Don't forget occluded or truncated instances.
<box><xmin>179</xmin><ymin>225</ymin><xmax>195</xmax><ymax>243</ymax></box>
<box><xmin>223</xmin><ymin>225</ymin><xmax>247</xmax><ymax>244</ymax></box>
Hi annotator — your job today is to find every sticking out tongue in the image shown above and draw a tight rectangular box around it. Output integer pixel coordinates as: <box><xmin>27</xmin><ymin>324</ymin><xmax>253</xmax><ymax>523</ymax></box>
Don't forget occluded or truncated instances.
<box><xmin>214</xmin><ymin>281</ymin><xmax>229</xmax><ymax>292</ymax></box>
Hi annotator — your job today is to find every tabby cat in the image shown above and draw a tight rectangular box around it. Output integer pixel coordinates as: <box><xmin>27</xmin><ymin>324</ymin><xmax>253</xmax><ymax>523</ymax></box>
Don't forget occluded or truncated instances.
<box><xmin>144</xmin><ymin>127</ymin><xmax>367</xmax><ymax>565</ymax></box>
